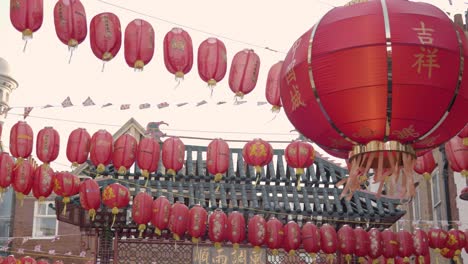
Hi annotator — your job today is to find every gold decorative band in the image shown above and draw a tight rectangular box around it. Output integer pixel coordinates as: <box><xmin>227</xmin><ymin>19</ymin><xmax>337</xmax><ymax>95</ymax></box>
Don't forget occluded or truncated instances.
<box><xmin>349</xmin><ymin>140</ymin><xmax>416</xmax><ymax>160</ymax></box>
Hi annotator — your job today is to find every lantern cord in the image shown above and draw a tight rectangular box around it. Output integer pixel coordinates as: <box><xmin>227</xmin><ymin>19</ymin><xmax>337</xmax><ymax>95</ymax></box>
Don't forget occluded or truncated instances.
<box><xmin>101</xmin><ymin>61</ymin><xmax>106</xmax><ymax>72</ymax></box>
<box><xmin>68</xmin><ymin>49</ymin><xmax>74</xmax><ymax>64</ymax></box>
<box><xmin>23</xmin><ymin>40</ymin><xmax>28</xmax><ymax>53</ymax></box>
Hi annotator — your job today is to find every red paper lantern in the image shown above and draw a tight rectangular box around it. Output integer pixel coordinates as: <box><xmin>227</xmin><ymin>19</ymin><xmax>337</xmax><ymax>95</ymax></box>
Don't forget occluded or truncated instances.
<box><xmin>2</xmin><ymin>255</ymin><xmax>17</xmax><ymax>264</ymax></box>
<box><xmin>414</xmin><ymin>150</ymin><xmax>437</xmax><ymax>181</ymax></box>
<box><xmin>162</xmin><ymin>137</ymin><xmax>185</xmax><ymax>178</ymax></box>
<box><xmin>163</xmin><ymin>28</ymin><xmax>193</xmax><ymax>80</ymax></box>
<box><xmin>151</xmin><ymin>196</ymin><xmax>171</xmax><ymax>235</ymax></box>
<box><xmin>66</xmin><ymin>128</ymin><xmax>90</xmax><ymax>167</ymax></box>
<box><xmin>10</xmin><ymin>121</ymin><xmax>33</xmax><ymax>163</ymax></box>
<box><xmin>354</xmin><ymin>227</ymin><xmax>371</xmax><ymax>262</ymax></box>
<box><xmin>242</xmin><ymin>138</ymin><xmax>273</xmax><ymax>176</ymax></box>
<box><xmin>20</xmin><ymin>256</ymin><xmax>36</xmax><ymax>264</ymax></box>
<box><xmin>113</xmin><ymin>134</ymin><xmax>137</xmax><ymax>175</ymax></box>
<box><xmin>229</xmin><ymin>49</ymin><xmax>260</xmax><ymax>98</ymax></box>
<box><xmin>227</xmin><ymin>211</ymin><xmax>246</xmax><ymax>249</ymax></box>
<box><xmin>320</xmin><ymin>224</ymin><xmax>338</xmax><ymax>262</ymax></box>
<box><xmin>169</xmin><ymin>201</ymin><xmax>189</xmax><ymax>241</ymax></box>
<box><xmin>132</xmin><ymin>192</ymin><xmax>153</xmax><ymax>237</ymax></box>
<box><xmin>445</xmin><ymin>136</ymin><xmax>468</xmax><ymax>178</ymax></box>
<box><xmin>302</xmin><ymin>222</ymin><xmax>321</xmax><ymax>257</ymax></box>
<box><xmin>207</xmin><ymin>138</ymin><xmax>229</xmax><ymax>183</ymax></box>
<box><xmin>414</xmin><ymin>229</ymin><xmax>429</xmax><ymax>263</ymax></box>
<box><xmin>441</xmin><ymin>247</ymin><xmax>462</xmax><ymax>263</ymax></box>
<box><xmin>12</xmin><ymin>159</ymin><xmax>34</xmax><ymax>205</ymax></box>
<box><xmin>197</xmin><ymin>37</ymin><xmax>227</xmax><ymax>87</ymax></box>
<box><xmin>397</xmin><ymin>230</ymin><xmax>414</xmax><ymax>263</ymax></box>
<box><xmin>369</xmin><ymin>228</ymin><xmax>383</xmax><ymax>260</ymax></box>
<box><xmin>457</xmin><ymin>123</ymin><xmax>468</xmax><ymax>145</ymax></box>
<box><xmin>285</xmin><ymin>140</ymin><xmax>315</xmax><ymax>190</ymax></box>
<box><xmin>283</xmin><ymin>221</ymin><xmax>301</xmax><ymax>256</ymax></box>
<box><xmin>102</xmin><ymin>183</ymin><xmax>130</xmax><ymax>226</ymax></box>
<box><xmin>266</xmin><ymin>217</ymin><xmax>284</xmax><ymax>255</ymax></box>
<box><xmin>32</xmin><ymin>164</ymin><xmax>54</xmax><ymax>201</ymax></box>
<box><xmin>53</xmin><ymin>172</ymin><xmax>80</xmax><ymax>214</ymax></box>
<box><xmin>447</xmin><ymin>229</ymin><xmax>466</xmax><ymax>252</ymax></box>
<box><xmin>53</xmin><ymin>0</ymin><xmax>87</xmax><ymax>54</ymax></box>
<box><xmin>90</xmin><ymin>130</ymin><xmax>113</xmax><ymax>174</ymax></box>
<box><xmin>338</xmin><ymin>225</ymin><xmax>355</xmax><ymax>263</ymax></box>
<box><xmin>0</xmin><ymin>152</ymin><xmax>14</xmax><ymax>193</ymax></box>
<box><xmin>266</xmin><ymin>61</ymin><xmax>283</xmax><ymax>112</ymax></box>
<box><xmin>124</xmin><ymin>19</ymin><xmax>155</xmax><ymax>71</ymax></box>
<box><xmin>428</xmin><ymin>228</ymin><xmax>449</xmax><ymax>251</ymax></box>
<box><xmin>79</xmin><ymin>179</ymin><xmax>100</xmax><ymax>221</ymax></box>
<box><xmin>90</xmin><ymin>12</ymin><xmax>121</xmax><ymax>65</ymax></box>
<box><xmin>36</xmin><ymin>127</ymin><xmax>60</xmax><ymax>165</ymax></box>
<box><xmin>381</xmin><ymin>229</ymin><xmax>399</xmax><ymax>261</ymax></box>
<box><xmin>281</xmin><ymin>0</ymin><xmax>468</xmax><ymax>199</ymax></box>
<box><xmin>188</xmin><ymin>204</ymin><xmax>207</xmax><ymax>243</ymax></box>
<box><xmin>208</xmin><ymin>209</ymin><xmax>227</xmax><ymax>248</ymax></box>
<box><xmin>10</xmin><ymin>0</ymin><xmax>43</xmax><ymax>41</ymax></box>
<box><xmin>248</xmin><ymin>215</ymin><xmax>266</xmax><ymax>251</ymax></box>
<box><xmin>136</xmin><ymin>137</ymin><xmax>160</xmax><ymax>180</ymax></box>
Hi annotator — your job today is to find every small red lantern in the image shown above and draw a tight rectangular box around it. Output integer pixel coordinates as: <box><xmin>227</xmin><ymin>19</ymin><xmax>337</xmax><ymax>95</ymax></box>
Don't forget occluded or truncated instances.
<box><xmin>381</xmin><ymin>229</ymin><xmax>399</xmax><ymax>262</ymax></box>
<box><xmin>227</xmin><ymin>211</ymin><xmax>246</xmax><ymax>249</ymax></box>
<box><xmin>414</xmin><ymin>150</ymin><xmax>437</xmax><ymax>181</ymax></box>
<box><xmin>266</xmin><ymin>217</ymin><xmax>284</xmax><ymax>255</ymax></box>
<box><xmin>457</xmin><ymin>124</ymin><xmax>468</xmax><ymax>146</ymax></box>
<box><xmin>354</xmin><ymin>227</ymin><xmax>370</xmax><ymax>263</ymax></box>
<box><xmin>414</xmin><ymin>229</ymin><xmax>429</xmax><ymax>263</ymax></box>
<box><xmin>12</xmin><ymin>159</ymin><xmax>34</xmax><ymax>206</ymax></box>
<box><xmin>188</xmin><ymin>204</ymin><xmax>207</xmax><ymax>243</ymax></box>
<box><xmin>447</xmin><ymin>229</ymin><xmax>466</xmax><ymax>252</ymax></box>
<box><xmin>136</xmin><ymin>137</ymin><xmax>160</xmax><ymax>181</ymax></box>
<box><xmin>229</xmin><ymin>49</ymin><xmax>260</xmax><ymax>99</ymax></box>
<box><xmin>441</xmin><ymin>247</ymin><xmax>462</xmax><ymax>263</ymax></box>
<box><xmin>151</xmin><ymin>196</ymin><xmax>171</xmax><ymax>235</ymax></box>
<box><xmin>169</xmin><ymin>201</ymin><xmax>189</xmax><ymax>241</ymax></box>
<box><xmin>113</xmin><ymin>134</ymin><xmax>137</xmax><ymax>175</ymax></box>
<box><xmin>79</xmin><ymin>179</ymin><xmax>100</xmax><ymax>221</ymax></box>
<box><xmin>248</xmin><ymin>215</ymin><xmax>266</xmax><ymax>251</ymax></box>
<box><xmin>302</xmin><ymin>222</ymin><xmax>321</xmax><ymax>258</ymax></box>
<box><xmin>2</xmin><ymin>255</ymin><xmax>17</xmax><ymax>264</ymax></box>
<box><xmin>66</xmin><ymin>128</ymin><xmax>90</xmax><ymax>167</ymax></box>
<box><xmin>369</xmin><ymin>228</ymin><xmax>383</xmax><ymax>260</ymax></box>
<box><xmin>0</xmin><ymin>152</ymin><xmax>14</xmax><ymax>193</ymax></box>
<box><xmin>124</xmin><ymin>19</ymin><xmax>155</xmax><ymax>71</ymax></box>
<box><xmin>32</xmin><ymin>164</ymin><xmax>54</xmax><ymax>201</ymax></box>
<box><xmin>285</xmin><ymin>140</ymin><xmax>315</xmax><ymax>190</ymax></box>
<box><xmin>10</xmin><ymin>121</ymin><xmax>33</xmax><ymax>163</ymax></box>
<box><xmin>102</xmin><ymin>183</ymin><xmax>130</xmax><ymax>227</ymax></box>
<box><xmin>428</xmin><ymin>228</ymin><xmax>448</xmax><ymax>252</ymax></box>
<box><xmin>242</xmin><ymin>139</ymin><xmax>273</xmax><ymax>183</ymax></box>
<box><xmin>10</xmin><ymin>0</ymin><xmax>43</xmax><ymax>46</ymax></box>
<box><xmin>209</xmin><ymin>209</ymin><xmax>227</xmax><ymax>248</ymax></box>
<box><xmin>53</xmin><ymin>172</ymin><xmax>80</xmax><ymax>214</ymax></box>
<box><xmin>90</xmin><ymin>12</ymin><xmax>121</xmax><ymax>69</ymax></box>
<box><xmin>266</xmin><ymin>61</ymin><xmax>283</xmax><ymax>113</ymax></box>
<box><xmin>283</xmin><ymin>221</ymin><xmax>301</xmax><ymax>256</ymax></box>
<box><xmin>207</xmin><ymin>138</ymin><xmax>230</xmax><ymax>183</ymax></box>
<box><xmin>20</xmin><ymin>256</ymin><xmax>36</xmax><ymax>264</ymax></box>
<box><xmin>132</xmin><ymin>192</ymin><xmax>153</xmax><ymax>237</ymax></box>
<box><xmin>397</xmin><ymin>230</ymin><xmax>414</xmax><ymax>263</ymax></box>
<box><xmin>197</xmin><ymin>37</ymin><xmax>227</xmax><ymax>88</ymax></box>
<box><xmin>36</xmin><ymin>127</ymin><xmax>60</xmax><ymax>165</ymax></box>
<box><xmin>163</xmin><ymin>28</ymin><xmax>193</xmax><ymax>80</ymax></box>
<box><xmin>90</xmin><ymin>130</ymin><xmax>113</xmax><ymax>174</ymax></box>
<box><xmin>338</xmin><ymin>225</ymin><xmax>355</xmax><ymax>263</ymax></box>
<box><xmin>320</xmin><ymin>224</ymin><xmax>338</xmax><ymax>262</ymax></box>
<box><xmin>162</xmin><ymin>137</ymin><xmax>185</xmax><ymax>180</ymax></box>
<box><xmin>445</xmin><ymin>136</ymin><xmax>468</xmax><ymax>178</ymax></box>
<box><xmin>53</xmin><ymin>0</ymin><xmax>87</xmax><ymax>59</ymax></box>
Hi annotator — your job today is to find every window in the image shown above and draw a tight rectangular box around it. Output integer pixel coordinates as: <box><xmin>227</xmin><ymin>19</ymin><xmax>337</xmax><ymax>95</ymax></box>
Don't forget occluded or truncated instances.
<box><xmin>432</xmin><ymin>170</ymin><xmax>443</xmax><ymax>222</ymax></box>
<box><xmin>32</xmin><ymin>201</ymin><xmax>58</xmax><ymax>239</ymax></box>
<box><xmin>413</xmin><ymin>189</ymin><xmax>421</xmax><ymax>221</ymax></box>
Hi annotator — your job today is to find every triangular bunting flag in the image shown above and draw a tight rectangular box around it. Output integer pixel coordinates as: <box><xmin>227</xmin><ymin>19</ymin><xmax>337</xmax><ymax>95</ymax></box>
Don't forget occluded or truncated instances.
<box><xmin>139</xmin><ymin>103</ymin><xmax>151</xmax><ymax>109</ymax></box>
<box><xmin>176</xmin><ymin>102</ymin><xmax>188</xmax><ymax>107</ymax></box>
<box><xmin>216</xmin><ymin>101</ymin><xmax>226</xmax><ymax>105</ymax></box>
<box><xmin>0</xmin><ymin>107</ymin><xmax>11</xmax><ymax>117</ymax></box>
<box><xmin>257</xmin><ymin>101</ymin><xmax>268</xmax><ymax>106</ymax></box>
<box><xmin>157</xmin><ymin>102</ymin><xmax>169</xmax><ymax>109</ymax></box>
<box><xmin>196</xmin><ymin>100</ymin><xmax>207</xmax><ymax>107</ymax></box>
<box><xmin>82</xmin><ymin>96</ymin><xmax>95</xmax><ymax>106</ymax></box>
<box><xmin>42</xmin><ymin>104</ymin><xmax>54</xmax><ymax>109</ymax></box>
<box><xmin>102</xmin><ymin>103</ymin><xmax>113</xmax><ymax>108</ymax></box>
<box><xmin>23</xmin><ymin>107</ymin><xmax>33</xmax><ymax>119</ymax></box>
<box><xmin>34</xmin><ymin>245</ymin><xmax>41</xmax><ymax>252</ymax></box>
<box><xmin>234</xmin><ymin>100</ymin><xmax>247</xmax><ymax>105</ymax></box>
<box><xmin>61</xmin><ymin>96</ymin><xmax>73</xmax><ymax>108</ymax></box>
<box><xmin>120</xmin><ymin>104</ymin><xmax>130</xmax><ymax>110</ymax></box>
<box><xmin>18</xmin><ymin>248</ymin><xmax>25</xmax><ymax>254</ymax></box>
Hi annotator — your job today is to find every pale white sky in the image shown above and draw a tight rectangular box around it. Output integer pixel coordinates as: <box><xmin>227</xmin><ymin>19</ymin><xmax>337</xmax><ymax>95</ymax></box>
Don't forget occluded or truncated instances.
<box><xmin>0</xmin><ymin>0</ymin><xmax>465</xmax><ymax>170</ymax></box>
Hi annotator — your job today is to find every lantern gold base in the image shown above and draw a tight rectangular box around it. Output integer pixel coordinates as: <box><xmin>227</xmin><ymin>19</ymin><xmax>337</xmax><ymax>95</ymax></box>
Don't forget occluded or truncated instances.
<box><xmin>349</xmin><ymin>140</ymin><xmax>416</xmax><ymax>164</ymax></box>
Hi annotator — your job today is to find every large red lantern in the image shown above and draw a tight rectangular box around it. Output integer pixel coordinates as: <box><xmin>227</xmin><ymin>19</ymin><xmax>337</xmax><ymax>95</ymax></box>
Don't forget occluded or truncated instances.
<box><xmin>79</xmin><ymin>179</ymin><xmax>100</xmax><ymax>221</ymax></box>
<box><xmin>132</xmin><ymin>192</ymin><xmax>153</xmax><ymax>237</ymax></box>
<box><xmin>53</xmin><ymin>0</ymin><xmax>87</xmax><ymax>59</ymax></box>
<box><xmin>354</xmin><ymin>227</ymin><xmax>370</xmax><ymax>263</ymax></box>
<box><xmin>113</xmin><ymin>134</ymin><xmax>137</xmax><ymax>175</ymax></box>
<box><xmin>285</xmin><ymin>140</ymin><xmax>315</xmax><ymax>190</ymax></box>
<box><xmin>169</xmin><ymin>201</ymin><xmax>189</xmax><ymax>241</ymax></box>
<box><xmin>413</xmin><ymin>229</ymin><xmax>429</xmax><ymax>263</ymax></box>
<box><xmin>90</xmin><ymin>12</ymin><xmax>121</xmax><ymax>69</ymax></box>
<box><xmin>227</xmin><ymin>211</ymin><xmax>246</xmax><ymax>249</ymax></box>
<box><xmin>248</xmin><ymin>215</ymin><xmax>266</xmax><ymax>251</ymax></box>
<box><xmin>369</xmin><ymin>228</ymin><xmax>383</xmax><ymax>260</ymax></box>
<box><xmin>207</xmin><ymin>138</ymin><xmax>229</xmax><ymax>183</ymax></box>
<box><xmin>90</xmin><ymin>130</ymin><xmax>113</xmax><ymax>174</ymax></box>
<box><xmin>414</xmin><ymin>150</ymin><xmax>437</xmax><ymax>181</ymax></box>
<box><xmin>445</xmin><ymin>136</ymin><xmax>468</xmax><ymax>177</ymax></box>
<box><xmin>428</xmin><ymin>228</ymin><xmax>448</xmax><ymax>253</ymax></box>
<box><xmin>124</xmin><ymin>19</ymin><xmax>155</xmax><ymax>71</ymax></box>
<box><xmin>320</xmin><ymin>224</ymin><xmax>338</xmax><ymax>262</ymax></box>
<box><xmin>281</xmin><ymin>0</ymin><xmax>468</xmax><ymax>199</ymax></box>
<box><xmin>242</xmin><ymin>139</ymin><xmax>273</xmax><ymax>181</ymax></box>
<box><xmin>266</xmin><ymin>61</ymin><xmax>283</xmax><ymax>112</ymax></box>
<box><xmin>457</xmin><ymin>124</ymin><xmax>468</xmax><ymax>145</ymax></box>
<box><xmin>397</xmin><ymin>230</ymin><xmax>414</xmax><ymax>263</ymax></box>
<box><xmin>381</xmin><ymin>229</ymin><xmax>399</xmax><ymax>262</ymax></box>
<box><xmin>20</xmin><ymin>256</ymin><xmax>36</xmax><ymax>264</ymax></box>
<box><xmin>208</xmin><ymin>209</ymin><xmax>227</xmax><ymax>248</ymax></box>
<box><xmin>197</xmin><ymin>37</ymin><xmax>227</xmax><ymax>88</ymax></box>
<box><xmin>136</xmin><ymin>137</ymin><xmax>160</xmax><ymax>182</ymax></box>
<box><xmin>302</xmin><ymin>222</ymin><xmax>321</xmax><ymax>258</ymax></box>
<box><xmin>338</xmin><ymin>225</ymin><xmax>355</xmax><ymax>263</ymax></box>
<box><xmin>283</xmin><ymin>221</ymin><xmax>301</xmax><ymax>256</ymax></box>
<box><xmin>10</xmin><ymin>0</ymin><xmax>43</xmax><ymax>47</ymax></box>
<box><xmin>12</xmin><ymin>159</ymin><xmax>34</xmax><ymax>206</ymax></box>
<box><xmin>32</xmin><ymin>164</ymin><xmax>54</xmax><ymax>201</ymax></box>
<box><xmin>163</xmin><ymin>28</ymin><xmax>193</xmax><ymax>80</ymax></box>
<box><xmin>102</xmin><ymin>183</ymin><xmax>130</xmax><ymax>226</ymax></box>
<box><xmin>10</xmin><ymin>121</ymin><xmax>33</xmax><ymax>163</ymax></box>
<box><xmin>266</xmin><ymin>217</ymin><xmax>284</xmax><ymax>255</ymax></box>
<box><xmin>66</xmin><ymin>128</ymin><xmax>90</xmax><ymax>167</ymax></box>
<box><xmin>0</xmin><ymin>152</ymin><xmax>14</xmax><ymax>193</ymax></box>
<box><xmin>229</xmin><ymin>49</ymin><xmax>260</xmax><ymax>99</ymax></box>
<box><xmin>2</xmin><ymin>256</ymin><xmax>17</xmax><ymax>264</ymax></box>
<box><xmin>151</xmin><ymin>196</ymin><xmax>171</xmax><ymax>235</ymax></box>
<box><xmin>188</xmin><ymin>204</ymin><xmax>207</xmax><ymax>243</ymax></box>
<box><xmin>36</xmin><ymin>127</ymin><xmax>60</xmax><ymax>165</ymax></box>
<box><xmin>162</xmin><ymin>137</ymin><xmax>185</xmax><ymax>179</ymax></box>
<box><xmin>53</xmin><ymin>172</ymin><xmax>80</xmax><ymax>214</ymax></box>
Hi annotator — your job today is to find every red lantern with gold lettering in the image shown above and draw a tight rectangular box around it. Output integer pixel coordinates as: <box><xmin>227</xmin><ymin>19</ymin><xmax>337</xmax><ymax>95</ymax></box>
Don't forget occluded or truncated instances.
<box><xmin>354</xmin><ymin>227</ymin><xmax>370</xmax><ymax>263</ymax></box>
<box><xmin>12</xmin><ymin>159</ymin><xmax>34</xmax><ymax>206</ymax></box>
<box><xmin>209</xmin><ymin>209</ymin><xmax>227</xmax><ymax>248</ymax></box>
<box><xmin>197</xmin><ymin>37</ymin><xmax>227</xmax><ymax>88</ymax></box>
<box><xmin>369</xmin><ymin>228</ymin><xmax>383</xmax><ymax>260</ymax></box>
<box><xmin>414</xmin><ymin>150</ymin><xmax>437</xmax><ymax>181</ymax></box>
<box><xmin>162</xmin><ymin>137</ymin><xmax>185</xmax><ymax>179</ymax></box>
<box><xmin>266</xmin><ymin>217</ymin><xmax>284</xmax><ymax>255</ymax></box>
<box><xmin>447</xmin><ymin>229</ymin><xmax>466</xmax><ymax>252</ymax></box>
<box><xmin>10</xmin><ymin>0</ymin><xmax>43</xmax><ymax>46</ymax></box>
<box><xmin>397</xmin><ymin>230</ymin><xmax>414</xmax><ymax>263</ymax></box>
<box><xmin>32</xmin><ymin>164</ymin><xmax>54</xmax><ymax>201</ymax></box>
<box><xmin>266</xmin><ymin>61</ymin><xmax>283</xmax><ymax>113</ymax></box>
<box><xmin>441</xmin><ymin>247</ymin><xmax>462</xmax><ymax>263</ymax></box>
<box><xmin>229</xmin><ymin>49</ymin><xmax>260</xmax><ymax>99</ymax></box>
<box><xmin>66</xmin><ymin>128</ymin><xmax>90</xmax><ymax>167</ymax></box>
<box><xmin>302</xmin><ymin>222</ymin><xmax>321</xmax><ymax>258</ymax></box>
<box><xmin>10</xmin><ymin>121</ymin><xmax>33</xmax><ymax>163</ymax></box>
<box><xmin>36</xmin><ymin>127</ymin><xmax>60</xmax><ymax>165</ymax></box>
<box><xmin>102</xmin><ymin>183</ymin><xmax>130</xmax><ymax>227</ymax></box>
<box><xmin>90</xmin><ymin>130</ymin><xmax>113</xmax><ymax>174</ymax></box>
<box><xmin>285</xmin><ymin>140</ymin><xmax>315</xmax><ymax>190</ymax></box>
<box><xmin>2</xmin><ymin>255</ymin><xmax>17</xmax><ymax>264</ymax></box>
<box><xmin>113</xmin><ymin>134</ymin><xmax>137</xmax><ymax>175</ymax></box>
<box><xmin>207</xmin><ymin>138</ymin><xmax>229</xmax><ymax>183</ymax></box>
<box><xmin>20</xmin><ymin>256</ymin><xmax>36</xmax><ymax>264</ymax></box>
<box><xmin>79</xmin><ymin>179</ymin><xmax>100</xmax><ymax>221</ymax></box>
<box><xmin>381</xmin><ymin>229</ymin><xmax>399</xmax><ymax>262</ymax></box>
<box><xmin>163</xmin><ymin>28</ymin><xmax>193</xmax><ymax>80</ymax></box>
<box><xmin>227</xmin><ymin>211</ymin><xmax>246</xmax><ymax>249</ymax></box>
<box><xmin>338</xmin><ymin>225</ymin><xmax>355</xmax><ymax>264</ymax></box>
<box><xmin>136</xmin><ymin>137</ymin><xmax>160</xmax><ymax>181</ymax></box>
<box><xmin>428</xmin><ymin>228</ymin><xmax>449</xmax><ymax>252</ymax></box>
<box><xmin>124</xmin><ymin>19</ymin><xmax>155</xmax><ymax>71</ymax></box>
<box><xmin>0</xmin><ymin>152</ymin><xmax>14</xmax><ymax>193</ymax></box>
<box><xmin>188</xmin><ymin>204</ymin><xmax>207</xmax><ymax>243</ymax></box>
<box><xmin>242</xmin><ymin>139</ymin><xmax>273</xmax><ymax>178</ymax></box>
<box><xmin>248</xmin><ymin>215</ymin><xmax>266</xmax><ymax>251</ymax></box>
<box><xmin>320</xmin><ymin>224</ymin><xmax>338</xmax><ymax>262</ymax></box>
<box><xmin>90</xmin><ymin>12</ymin><xmax>121</xmax><ymax>68</ymax></box>
<box><xmin>132</xmin><ymin>192</ymin><xmax>153</xmax><ymax>237</ymax></box>
<box><xmin>283</xmin><ymin>221</ymin><xmax>301</xmax><ymax>256</ymax></box>
<box><xmin>281</xmin><ymin>0</ymin><xmax>468</xmax><ymax>200</ymax></box>
<box><xmin>169</xmin><ymin>201</ymin><xmax>189</xmax><ymax>241</ymax></box>
<box><xmin>151</xmin><ymin>196</ymin><xmax>171</xmax><ymax>235</ymax></box>
<box><xmin>414</xmin><ymin>229</ymin><xmax>429</xmax><ymax>263</ymax></box>
<box><xmin>53</xmin><ymin>172</ymin><xmax>80</xmax><ymax>214</ymax></box>
<box><xmin>53</xmin><ymin>0</ymin><xmax>87</xmax><ymax>58</ymax></box>
<box><xmin>445</xmin><ymin>136</ymin><xmax>468</xmax><ymax>178</ymax></box>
